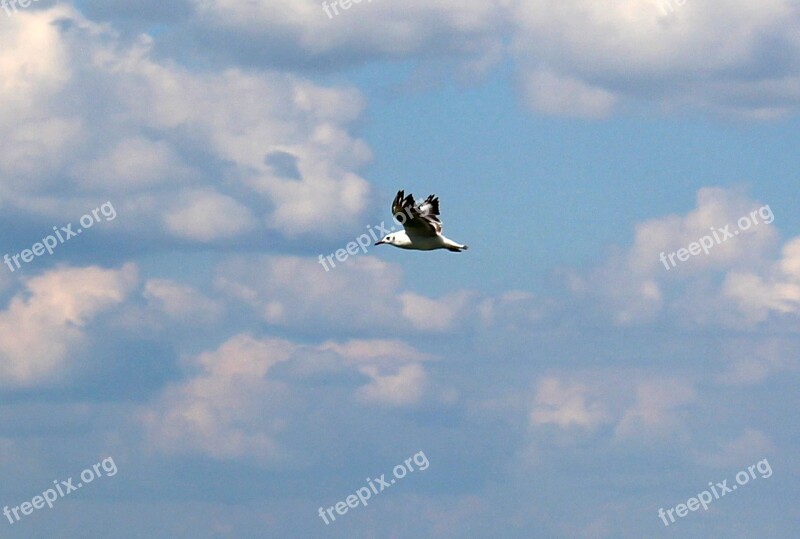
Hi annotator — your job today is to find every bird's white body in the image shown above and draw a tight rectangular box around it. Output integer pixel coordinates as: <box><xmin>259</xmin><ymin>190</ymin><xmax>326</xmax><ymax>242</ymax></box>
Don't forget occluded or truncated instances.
<box><xmin>375</xmin><ymin>190</ymin><xmax>469</xmax><ymax>252</ymax></box>
<box><xmin>379</xmin><ymin>230</ymin><xmax>467</xmax><ymax>252</ymax></box>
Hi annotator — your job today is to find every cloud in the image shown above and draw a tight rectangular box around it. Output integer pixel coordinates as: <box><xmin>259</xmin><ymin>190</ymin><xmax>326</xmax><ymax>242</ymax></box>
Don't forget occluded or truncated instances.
<box><xmin>140</xmin><ymin>333</ymin><xmax>295</xmax><ymax>461</ymax></box>
<box><xmin>716</xmin><ymin>336</ymin><xmax>800</xmax><ymax>385</ymax></box>
<box><xmin>320</xmin><ymin>338</ymin><xmax>434</xmax><ymax>365</ymax></box>
<box><xmin>400</xmin><ymin>291</ymin><xmax>476</xmax><ymax>332</ymax></box>
<box><xmin>723</xmin><ymin>237</ymin><xmax>800</xmax><ymax>322</ymax></box>
<box><xmin>0</xmin><ymin>264</ymin><xmax>138</xmax><ymax>387</ymax></box>
<box><xmin>187</xmin><ymin>0</ymin><xmax>507</xmax><ymax>70</ymax></box>
<box><xmin>215</xmin><ymin>255</ymin><xmax>403</xmax><ymax>332</ymax></box>
<box><xmin>0</xmin><ymin>6</ymin><xmax>373</xmax><ymax>244</ymax></box>
<box><xmin>214</xmin><ymin>254</ymin><xmax>542</xmax><ymax>338</ymax></box>
<box><xmin>355</xmin><ymin>363</ymin><xmax>427</xmax><ymax>406</ymax></box>
<box><xmin>74</xmin><ymin>136</ymin><xmax>196</xmax><ymax>191</ymax></box>
<box><xmin>614</xmin><ymin>378</ymin><xmax>696</xmax><ymax>441</ymax></box>
<box><xmin>163</xmin><ymin>189</ymin><xmax>258</xmax><ymax>241</ymax></box>
<box><xmin>139</xmin><ymin>0</ymin><xmax>800</xmax><ymax>119</ymax></box>
<box><xmin>143</xmin><ymin>278</ymin><xmax>223</xmax><ymax>325</ymax></box>
<box><xmin>511</xmin><ymin>0</ymin><xmax>800</xmax><ymax>118</ymax></box>
<box><xmin>694</xmin><ymin>428</ymin><xmax>774</xmax><ymax>468</ymax></box>
<box><xmin>478</xmin><ymin>290</ymin><xmax>547</xmax><ymax>331</ymax></box>
<box><xmin>321</xmin><ymin>338</ymin><xmax>434</xmax><ymax>405</ymax></box>
<box><xmin>79</xmin><ymin>0</ymin><xmax>193</xmax><ymax>24</ymax></box>
<box><xmin>519</xmin><ymin>69</ymin><xmax>617</xmax><ymax>118</ymax></box>
<box><xmin>530</xmin><ymin>377</ymin><xmax>610</xmax><ymax>430</ymax></box>
<box><xmin>215</xmin><ymin>254</ymin><xmax>487</xmax><ymax>335</ymax></box>
<box><xmin>571</xmin><ymin>187</ymin><xmax>781</xmax><ymax>326</ymax></box>
<box><xmin>140</xmin><ymin>333</ymin><xmax>435</xmax><ymax>460</ymax></box>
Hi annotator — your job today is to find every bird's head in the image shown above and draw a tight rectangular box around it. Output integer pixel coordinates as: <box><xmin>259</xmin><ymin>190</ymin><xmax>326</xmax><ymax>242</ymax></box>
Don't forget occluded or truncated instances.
<box><xmin>375</xmin><ymin>233</ymin><xmax>395</xmax><ymax>247</ymax></box>
<box><xmin>375</xmin><ymin>233</ymin><xmax>408</xmax><ymax>247</ymax></box>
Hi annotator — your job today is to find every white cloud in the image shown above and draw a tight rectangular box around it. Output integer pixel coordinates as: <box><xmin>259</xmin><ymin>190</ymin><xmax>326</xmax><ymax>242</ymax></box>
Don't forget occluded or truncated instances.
<box><xmin>511</xmin><ymin>0</ymin><xmax>800</xmax><ymax>118</ymax></box>
<box><xmin>141</xmin><ymin>333</ymin><xmax>435</xmax><ymax>459</ymax></box>
<box><xmin>322</xmin><ymin>338</ymin><xmax>434</xmax><ymax>405</ymax></box>
<box><xmin>530</xmin><ymin>377</ymin><xmax>610</xmax><ymax>430</ymax></box>
<box><xmin>75</xmin><ymin>136</ymin><xmax>195</xmax><ymax>190</ymax></box>
<box><xmin>0</xmin><ymin>264</ymin><xmax>138</xmax><ymax>386</ymax></box>
<box><xmin>163</xmin><ymin>189</ymin><xmax>258</xmax><ymax>242</ymax></box>
<box><xmin>215</xmin><ymin>254</ymin><xmax>484</xmax><ymax>334</ymax></box>
<box><xmin>478</xmin><ymin>290</ymin><xmax>545</xmax><ymax>331</ymax></box>
<box><xmin>0</xmin><ymin>7</ymin><xmax>71</xmax><ymax>114</ymax></box>
<box><xmin>140</xmin><ymin>333</ymin><xmax>295</xmax><ymax>461</ymax></box>
<box><xmin>723</xmin><ymin>237</ymin><xmax>800</xmax><ymax>322</ymax></box>
<box><xmin>320</xmin><ymin>338</ymin><xmax>434</xmax><ymax>365</ymax></box>
<box><xmin>400</xmin><ymin>291</ymin><xmax>475</xmax><ymax>332</ymax></box>
<box><xmin>573</xmin><ymin>187</ymin><xmax>781</xmax><ymax>326</ymax></box>
<box><xmin>356</xmin><ymin>363</ymin><xmax>427</xmax><ymax>406</ymax></box>
<box><xmin>614</xmin><ymin>378</ymin><xmax>696</xmax><ymax>441</ymax></box>
<box><xmin>0</xmin><ymin>7</ymin><xmax>374</xmax><ymax>241</ymax></box>
<box><xmin>694</xmin><ymin>428</ymin><xmax>774</xmax><ymax>468</ymax></box>
<box><xmin>175</xmin><ymin>0</ymin><xmax>800</xmax><ymax>118</ymax></box>
<box><xmin>143</xmin><ymin>278</ymin><xmax>223</xmax><ymax>325</ymax></box>
<box><xmin>190</xmin><ymin>0</ymin><xmax>507</xmax><ymax>68</ymax></box>
<box><xmin>215</xmin><ymin>255</ymin><xmax>403</xmax><ymax>331</ymax></box>
<box><xmin>520</xmin><ymin>70</ymin><xmax>616</xmax><ymax>118</ymax></box>
<box><xmin>716</xmin><ymin>336</ymin><xmax>800</xmax><ymax>385</ymax></box>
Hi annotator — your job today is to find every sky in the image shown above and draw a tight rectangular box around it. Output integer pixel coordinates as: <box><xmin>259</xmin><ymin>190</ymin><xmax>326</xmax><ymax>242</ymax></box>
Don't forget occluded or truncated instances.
<box><xmin>0</xmin><ymin>1</ymin><xmax>799</xmax><ymax>537</ymax></box>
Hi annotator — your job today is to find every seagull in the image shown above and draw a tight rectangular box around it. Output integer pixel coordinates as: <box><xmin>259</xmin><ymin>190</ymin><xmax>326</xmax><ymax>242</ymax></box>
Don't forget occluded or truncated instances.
<box><xmin>374</xmin><ymin>190</ymin><xmax>469</xmax><ymax>252</ymax></box>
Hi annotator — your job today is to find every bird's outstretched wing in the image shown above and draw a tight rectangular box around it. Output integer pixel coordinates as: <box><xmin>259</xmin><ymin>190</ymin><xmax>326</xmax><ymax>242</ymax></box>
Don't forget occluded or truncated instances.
<box><xmin>391</xmin><ymin>190</ymin><xmax>442</xmax><ymax>236</ymax></box>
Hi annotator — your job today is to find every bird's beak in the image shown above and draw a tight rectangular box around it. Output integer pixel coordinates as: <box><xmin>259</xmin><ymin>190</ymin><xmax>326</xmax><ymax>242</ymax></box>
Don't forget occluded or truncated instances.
<box><xmin>374</xmin><ymin>240</ymin><xmax>384</xmax><ymax>246</ymax></box>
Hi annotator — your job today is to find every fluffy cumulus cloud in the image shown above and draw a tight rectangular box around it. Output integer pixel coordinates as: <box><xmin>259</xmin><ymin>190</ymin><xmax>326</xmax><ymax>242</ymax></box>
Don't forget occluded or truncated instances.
<box><xmin>143</xmin><ymin>278</ymin><xmax>223</xmax><ymax>325</ymax></box>
<box><xmin>529</xmin><ymin>370</ymin><xmax>699</xmax><ymax>443</ymax></box>
<box><xmin>0</xmin><ymin>6</ymin><xmax>79</xmax><ymax>190</ymax></box>
<box><xmin>716</xmin><ymin>336</ymin><xmax>800</xmax><ymax>386</ymax></box>
<box><xmin>141</xmin><ymin>333</ymin><xmax>434</xmax><ymax>460</ymax></box>
<box><xmin>320</xmin><ymin>338</ymin><xmax>435</xmax><ymax>405</ymax></box>
<box><xmin>695</xmin><ymin>427</ymin><xmax>774</xmax><ymax>468</ymax></box>
<box><xmin>530</xmin><ymin>377</ymin><xmax>610</xmax><ymax>430</ymax></box>
<box><xmin>0</xmin><ymin>5</ymin><xmax>372</xmax><ymax>243</ymax></box>
<box><xmin>74</xmin><ymin>136</ymin><xmax>196</xmax><ymax>191</ymax></box>
<box><xmin>399</xmin><ymin>291</ymin><xmax>476</xmax><ymax>332</ymax></box>
<box><xmin>613</xmin><ymin>378</ymin><xmax>697</xmax><ymax>442</ymax></box>
<box><xmin>213</xmin><ymin>254</ymin><xmax>548</xmax><ymax>338</ymax></box>
<box><xmin>215</xmin><ymin>255</ymin><xmax>405</xmax><ymax>331</ymax></box>
<box><xmin>162</xmin><ymin>189</ymin><xmax>258</xmax><ymax>241</ymax></box>
<box><xmin>11</xmin><ymin>1</ymin><xmax>797</xmax><ymax>125</ymax></box>
<box><xmin>188</xmin><ymin>0</ymin><xmax>508</xmax><ymax>71</ymax></box>
<box><xmin>215</xmin><ymin>254</ymin><xmax>495</xmax><ymax>334</ymax></box>
<box><xmin>148</xmin><ymin>0</ymin><xmax>800</xmax><ymax>118</ymax></box>
<box><xmin>570</xmin><ymin>186</ymin><xmax>783</xmax><ymax>326</ymax></box>
<box><xmin>511</xmin><ymin>0</ymin><xmax>800</xmax><ymax>118</ymax></box>
<box><xmin>140</xmin><ymin>333</ymin><xmax>296</xmax><ymax>461</ymax></box>
<box><xmin>0</xmin><ymin>264</ymin><xmax>138</xmax><ymax>386</ymax></box>
<box><xmin>519</xmin><ymin>370</ymin><xmax>717</xmax><ymax>476</ymax></box>
<box><xmin>723</xmin><ymin>237</ymin><xmax>800</xmax><ymax>322</ymax></box>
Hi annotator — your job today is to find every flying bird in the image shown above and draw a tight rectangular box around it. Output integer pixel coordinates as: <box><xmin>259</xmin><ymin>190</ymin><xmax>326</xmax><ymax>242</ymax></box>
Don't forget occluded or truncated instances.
<box><xmin>375</xmin><ymin>190</ymin><xmax>469</xmax><ymax>252</ymax></box>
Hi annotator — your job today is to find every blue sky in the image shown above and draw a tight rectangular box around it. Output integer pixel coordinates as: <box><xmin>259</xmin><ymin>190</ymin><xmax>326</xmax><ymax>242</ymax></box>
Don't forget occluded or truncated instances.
<box><xmin>1</xmin><ymin>1</ymin><xmax>799</xmax><ymax>538</ymax></box>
